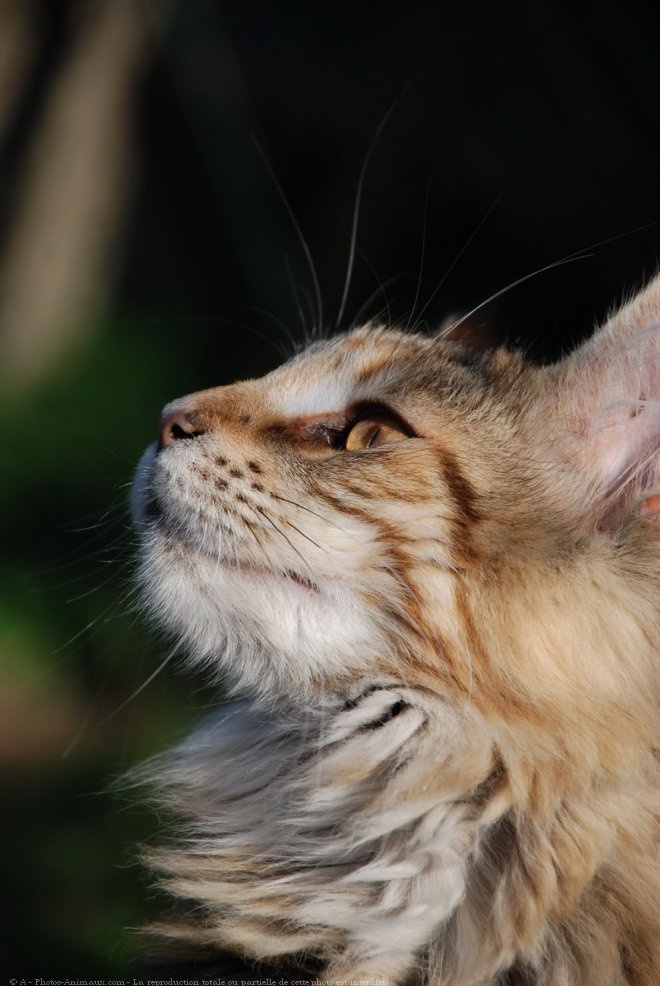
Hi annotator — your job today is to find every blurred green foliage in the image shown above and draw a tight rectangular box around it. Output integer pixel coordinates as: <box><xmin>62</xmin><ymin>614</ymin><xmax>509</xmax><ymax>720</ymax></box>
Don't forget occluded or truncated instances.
<box><xmin>0</xmin><ymin>316</ymin><xmax>247</xmax><ymax>976</ymax></box>
<box><xmin>4</xmin><ymin>0</ymin><xmax>660</xmax><ymax>976</ymax></box>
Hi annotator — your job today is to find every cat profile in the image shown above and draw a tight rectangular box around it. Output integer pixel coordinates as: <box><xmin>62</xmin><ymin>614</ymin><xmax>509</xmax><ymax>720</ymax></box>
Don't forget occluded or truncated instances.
<box><xmin>131</xmin><ymin>274</ymin><xmax>660</xmax><ymax>985</ymax></box>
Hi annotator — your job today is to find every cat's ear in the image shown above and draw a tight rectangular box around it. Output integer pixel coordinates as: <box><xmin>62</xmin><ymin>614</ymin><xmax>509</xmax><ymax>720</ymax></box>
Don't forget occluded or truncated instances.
<box><xmin>558</xmin><ymin>275</ymin><xmax>660</xmax><ymax>527</ymax></box>
<box><xmin>437</xmin><ymin>314</ymin><xmax>497</xmax><ymax>354</ymax></box>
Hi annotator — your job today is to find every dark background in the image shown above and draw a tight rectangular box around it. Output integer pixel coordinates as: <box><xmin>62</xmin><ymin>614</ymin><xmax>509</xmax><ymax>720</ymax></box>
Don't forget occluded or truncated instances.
<box><xmin>2</xmin><ymin>0</ymin><xmax>660</xmax><ymax>976</ymax></box>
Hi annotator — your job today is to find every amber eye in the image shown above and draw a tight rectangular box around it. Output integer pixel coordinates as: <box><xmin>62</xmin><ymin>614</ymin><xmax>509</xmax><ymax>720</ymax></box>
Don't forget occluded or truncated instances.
<box><xmin>344</xmin><ymin>413</ymin><xmax>411</xmax><ymax>451</ymax></box>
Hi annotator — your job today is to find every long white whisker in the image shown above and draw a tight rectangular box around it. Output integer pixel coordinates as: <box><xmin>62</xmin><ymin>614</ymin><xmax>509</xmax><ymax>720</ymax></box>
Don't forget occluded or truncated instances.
<box><xmin>236</xmin><ymin>304</ymin><xmax>299</xmax><ymax>357</ymax></box>
<box><xmin>100</xmin><ymin>643</ymin><xmax>179</xmax><ymax>724</ymax></box>
<box><xmin>413</xmin><ymin>185</ymin><xmax>509</xmax><ymax>329</ymax></box>
<box><xmin>335</xmin><ymin>93</ymin><xmax>405</xmax><ymax>329</ymax></box>
<box><xmin>404</xmin><ymin>160</ymin><xmax>438</xmax><ymax>332</ymax></box>
<box><xmin>253</xmin><ymin>135</ymin><xmax>323</xmax><ymax>333</ymax></box>
<box><xmin>284</xmin><ymin>253</ymin><xmax>309</xmax><ymax>337</ymax></box>
<box><xmin>350</xmin><ymin>272</ymin><xmax>416</xmax><ymax>330</ymax></box>
<box><xmin>440</xmin><ymin>254</ymin><xmax>594</xmax><ymax>339</ymax></box>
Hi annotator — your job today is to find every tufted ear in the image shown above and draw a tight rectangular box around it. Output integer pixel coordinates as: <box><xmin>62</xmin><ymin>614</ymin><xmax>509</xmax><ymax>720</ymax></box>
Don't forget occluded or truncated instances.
<box><xmin>559</xmin><ymin>276</ymin><xmax>660</xmax><ymax>528</ymax></box>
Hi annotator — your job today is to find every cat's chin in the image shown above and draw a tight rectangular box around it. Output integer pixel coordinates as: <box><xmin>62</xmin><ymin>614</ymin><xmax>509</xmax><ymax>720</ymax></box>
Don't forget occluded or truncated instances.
<box><xmin>131</xmin><ymin>446</ymin><xmax>375</xmax><ymax>693</ymax></box>
<box><xmin>143</xmin><ymin>508</ymin><xmax>321</xmax><ymax>594</ymax></box>
<box><xmin>135</xmin><ymin>521</ymin><xmax>383</xmax><ymax>696</ymax></box>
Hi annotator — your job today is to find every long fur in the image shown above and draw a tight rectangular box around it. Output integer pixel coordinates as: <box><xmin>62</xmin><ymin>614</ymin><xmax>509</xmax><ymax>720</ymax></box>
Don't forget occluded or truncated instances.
<box><xmin>131</xmin><ymin>276</ymin><xmax>660</xmax><ymax>984</ymax></box>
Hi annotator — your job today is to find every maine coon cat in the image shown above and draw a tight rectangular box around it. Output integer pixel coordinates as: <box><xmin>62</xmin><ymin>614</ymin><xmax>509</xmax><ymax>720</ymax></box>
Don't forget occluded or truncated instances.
<box><xmin>132</xmin><ymin>274</ymin><xmax>660</xmax><ymax>985</ymax></box>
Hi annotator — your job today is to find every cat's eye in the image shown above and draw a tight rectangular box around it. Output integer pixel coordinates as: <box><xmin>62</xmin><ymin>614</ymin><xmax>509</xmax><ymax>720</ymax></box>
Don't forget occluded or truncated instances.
<box><xmin>344</xmin><ymin>413</ymin><xmax>411</xmax><ymax>451</ymax></box>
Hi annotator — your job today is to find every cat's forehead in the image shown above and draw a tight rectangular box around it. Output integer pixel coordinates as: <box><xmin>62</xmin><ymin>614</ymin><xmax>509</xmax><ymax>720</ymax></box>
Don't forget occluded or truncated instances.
<box><xmin>171</xmin><ymin>324</ymin><xmax>484</xmax><ymax>435</ymax></box>
<box><xmin>261</xmin><ymin>325</ymin><xmax>444</xmax><ymax>415</ymax></box>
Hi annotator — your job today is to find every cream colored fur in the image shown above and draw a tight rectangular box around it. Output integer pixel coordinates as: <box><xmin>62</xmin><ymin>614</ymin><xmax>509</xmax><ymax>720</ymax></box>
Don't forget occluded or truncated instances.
<box><xmin>132</xmin><ymin>276</ymin><xmax>660</xmax><ymax>984</ymax></box>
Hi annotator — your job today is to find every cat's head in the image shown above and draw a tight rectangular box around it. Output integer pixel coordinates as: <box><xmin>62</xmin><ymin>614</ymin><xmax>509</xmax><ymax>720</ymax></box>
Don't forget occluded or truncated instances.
<box><xmin>132</xmin><ymin>279</ymin><xmax>659</xmax><ymax>706</ymax></box>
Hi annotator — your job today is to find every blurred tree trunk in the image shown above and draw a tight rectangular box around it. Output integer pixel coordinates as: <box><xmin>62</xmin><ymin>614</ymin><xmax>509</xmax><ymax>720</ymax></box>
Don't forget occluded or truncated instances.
<box><xmin>0</xmin><ymin>0</ymin><xmax>151</xmax><ymax>393</ymax></box>
<box><xmin>0</xmin><ymin>0</ymin><xmax>38</xmax><ymax>143</ymax></box>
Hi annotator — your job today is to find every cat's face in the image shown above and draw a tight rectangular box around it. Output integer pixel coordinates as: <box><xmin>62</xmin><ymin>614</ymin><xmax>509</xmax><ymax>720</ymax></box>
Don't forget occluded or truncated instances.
<box><xmin>133</xmin><ymin>327</ymin><xmax>505</xmax><ymax>693</ymax></box>
<box><xmin>132</xmin><ymin>287</ymin><xmax>659</xmax><ymax>704</ymax></box>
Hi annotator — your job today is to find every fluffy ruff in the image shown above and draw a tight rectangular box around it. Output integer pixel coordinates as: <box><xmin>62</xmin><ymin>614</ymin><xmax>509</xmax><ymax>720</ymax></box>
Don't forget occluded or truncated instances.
<box><xmin>132</xmin><ymin>277</ymin><xmax>660</xmax><ymax>984</ymax></box>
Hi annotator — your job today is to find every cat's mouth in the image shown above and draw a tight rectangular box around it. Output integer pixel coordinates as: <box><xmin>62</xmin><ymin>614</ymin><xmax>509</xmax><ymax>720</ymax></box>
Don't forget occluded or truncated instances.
<box><xmin>142</xmin><ymin>493</ymin><xmax>320</xmax><ymax>593</ymax></box>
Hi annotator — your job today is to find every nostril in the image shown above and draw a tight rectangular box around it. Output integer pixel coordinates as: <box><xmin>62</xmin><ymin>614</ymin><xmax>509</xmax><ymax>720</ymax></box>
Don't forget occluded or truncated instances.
<box><xmin>158</xmin><ymin>409</ymin><xmax>206</xmax><ymax>451</ymax></box>
<box><xmin>170</xmin><ymin>422</ymin><xmax>193</xmax><ymax>442</ymax></box>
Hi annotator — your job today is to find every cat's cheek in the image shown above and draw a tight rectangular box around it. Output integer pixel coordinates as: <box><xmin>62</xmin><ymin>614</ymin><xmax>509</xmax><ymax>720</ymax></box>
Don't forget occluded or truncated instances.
<box><xmin>136</xmin><ymin>539</ymin><xmax>384</xmax><ymax>693</ymax></box>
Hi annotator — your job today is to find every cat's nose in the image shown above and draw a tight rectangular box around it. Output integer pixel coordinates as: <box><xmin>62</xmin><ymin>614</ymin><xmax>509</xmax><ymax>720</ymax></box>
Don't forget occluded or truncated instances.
<box><xmin>158</xmin><ymin>409</ymin><xmax>206</xmax><ymax>451</ymax></box>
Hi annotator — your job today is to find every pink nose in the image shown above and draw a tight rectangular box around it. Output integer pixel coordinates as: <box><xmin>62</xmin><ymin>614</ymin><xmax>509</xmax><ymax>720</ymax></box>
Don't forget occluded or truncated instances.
<box><xmin>158</xmin><ymin>409</ymin><xmax>205</xmax><ymax>451</ymax></box>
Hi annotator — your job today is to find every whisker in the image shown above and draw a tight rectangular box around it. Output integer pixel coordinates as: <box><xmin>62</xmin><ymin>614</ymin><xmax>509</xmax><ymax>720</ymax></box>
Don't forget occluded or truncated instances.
<box><xmin>354</xmin><ymin>246</ymin><xmax>393</xmax><ymax>327</ymax></box>
<box><xmin>283</xmin><ymin>518</ymin><xmax>329</xmax><ymax>555</ymax></box>
<box><xmin>269</xmin><ymin>493</ymin><xmax>350</xmax><ymax>533</ymax></box>
<box><xmin>149</xmin><ymin>313</ymin><xmax>288</xmax><ymax>359</ymax></box>
<box><xmin>437</xmin><ymin>221</ymin><xmax>657</xmax><ymax>343</ymax></box>
<box><xmin>565</xmin><ymin>222</ymin><xmax>656</xmax><ymax>261</ymax></box>
<box><xmin>59</xmin><ymin>614</ymin><xmax>150</xmax><ymax>761</ymax></box>
<box><xmin>290</xmin><ymin>272</ymin><xmax>321</xmax><ymax>345</ymax></box>
<box><xmin>350</xmin><ymin>272</ymin><xmax>417</xmax><ymax>330</ymax></box>
<box><xmin>64</xmin><ymin>504</ymin><xmax>127</xmax><ymax>534</ymax></box>
<box><xmin>285</xmin><ymin>253</ymin><xmax>309</xmax><ymax>337</ymax></box>
<box><xmin>22</xmin><ymin>549</ymin><xmax>126</xmax><ymax>592</ymax></box>
<box><xmin>412</xmin><ymin>184</ymin><xmax>509</xmax><ymax>330</ymax></box>
<box><xmin>61</xmin><ymin>705</ymin><xmax>96</xmax><ymax>760</ymax></box>
<box><xmin>235</xmin><ymin>304</ymin><xmax>299</xmax><ymax>357</ymax></box>
<box><xmin>404</xmin><ymin>159</ymin><xmax>439</xmax><ymax>332</ymax></box>
<box><xmin>253</xmin><ymin>135</ymin><xmax>324</xmax><ymax>333</ymax></box>
<box><xmin>65</xmin><ymin>565</ymin><xmax>123</xmax><ymax>603</ymax></box>
<box><xmin>335</xmin><ymin>92</ymin><xmax>406</xmax><ymax>330</ymax></box>
<box><xmin>254</xmin><ymin>505</ymin><xmax>315</xmax><ymax>578</ymax></box>
<box><xmin>7</xmin><ymin>523</ymin><xmax>128</xmax><ymax>585</ymax></box>
<box><xmin>440</xmin><ymin>254</ymin><xmax>595</xmax><ymax>340</ymax></box>
<box><xmin>244</xmin><ymin>516</ymin><xmax>279</xmax><ymax>571</ymax></box>
<box><xmin>100</xmin><ymin>643</ymin><xmax>179</xmax><ymax>724</ymax></box>
<box><xmin>50</xmin><ymin>595</ymin><xmax>122</xmax><ymax>656</ymax></box>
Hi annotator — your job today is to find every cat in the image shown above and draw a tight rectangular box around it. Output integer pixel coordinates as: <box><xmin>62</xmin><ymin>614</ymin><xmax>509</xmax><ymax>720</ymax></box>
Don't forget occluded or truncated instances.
<box><xmin>131</xmin><ymin>274</ymin><xmax>660</xmax><ymax>985</ymax></box>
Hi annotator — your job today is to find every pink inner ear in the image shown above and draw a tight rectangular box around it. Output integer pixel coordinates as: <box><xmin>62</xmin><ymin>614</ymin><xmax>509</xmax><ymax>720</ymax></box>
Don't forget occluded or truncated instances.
<box><xmin>641</xmin><ymin>492</ymin><xmax>660</xmax><ymax>517</ymax></box>
<box><xmin>559</xmin><ymin>279</ymin><xmax>660</xmax><ymax>529</ymax></box>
